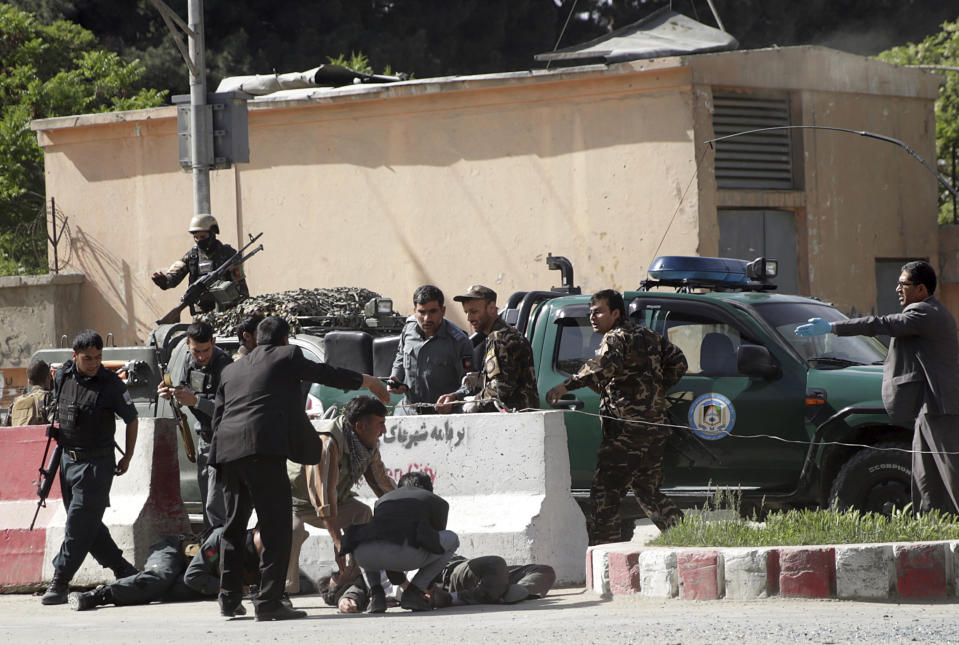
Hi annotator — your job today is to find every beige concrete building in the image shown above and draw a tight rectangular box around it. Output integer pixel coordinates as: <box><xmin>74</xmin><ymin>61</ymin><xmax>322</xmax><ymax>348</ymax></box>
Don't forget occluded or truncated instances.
<box><xmin>30</xmin><ymin>45</ymin><xmax>943</xmax><ymax>345</ymax></box>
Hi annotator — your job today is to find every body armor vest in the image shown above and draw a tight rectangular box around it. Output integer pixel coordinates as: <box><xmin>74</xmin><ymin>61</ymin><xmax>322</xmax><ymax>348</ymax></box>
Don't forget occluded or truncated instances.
<box><xmin>57</xmin><ymin>374</ymin><xmax>115</xmax><ymax>448</ymax></box>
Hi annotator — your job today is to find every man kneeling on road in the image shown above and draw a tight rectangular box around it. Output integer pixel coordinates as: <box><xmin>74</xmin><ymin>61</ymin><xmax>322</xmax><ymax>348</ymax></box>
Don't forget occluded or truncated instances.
<box><xmin>286</xmin><ymin>395</ymin><xmax>396</xmax><ymax>595</ymax></box>
<box><xmin>340</xmin><ymin>471</ymin><xmax>458</xmax><ymax>613</ymax></box>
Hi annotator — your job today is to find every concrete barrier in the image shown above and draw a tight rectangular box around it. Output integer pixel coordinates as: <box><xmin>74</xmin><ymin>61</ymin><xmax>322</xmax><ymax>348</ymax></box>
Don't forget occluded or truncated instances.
<box><xmin>42</xmin><ymin>418</ymin><xmax>190</xmax><ymax>586</ymax></box>
<box><xmin>296</xmin><ymin>410</ymin><xmax>588</xmax><ymax>585</ymax></box>
<box><xmin>0</xmin><ymin>425</ymin><xmax>62</xmax><ymax>592</ymax></box>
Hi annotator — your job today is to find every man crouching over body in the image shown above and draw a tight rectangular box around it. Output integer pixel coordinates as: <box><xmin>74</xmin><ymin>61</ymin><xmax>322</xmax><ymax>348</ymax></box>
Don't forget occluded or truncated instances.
<box><xmin>286</xmin><ymin>396</ymin><xmax>396</xmax><ymax>594</ymax></box>
<box><xmin>340</xmin><ymin>471</ymin><xmax>458</xmax><ymax>613</ymax></box>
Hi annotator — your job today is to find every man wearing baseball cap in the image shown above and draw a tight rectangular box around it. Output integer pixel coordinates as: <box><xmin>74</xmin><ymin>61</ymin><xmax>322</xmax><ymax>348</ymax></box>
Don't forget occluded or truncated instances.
<box><xmin>436</xmin><ymin>285</ymin><xmax>539</xmax><ymax>413</ymax></box>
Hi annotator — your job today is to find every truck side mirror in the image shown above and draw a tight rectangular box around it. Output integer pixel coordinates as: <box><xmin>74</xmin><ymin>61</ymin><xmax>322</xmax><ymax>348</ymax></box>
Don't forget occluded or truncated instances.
<box><xmin>737</xmin><ymin>344</ymin><xmax>781</xmax><ymax>380</ymax></box>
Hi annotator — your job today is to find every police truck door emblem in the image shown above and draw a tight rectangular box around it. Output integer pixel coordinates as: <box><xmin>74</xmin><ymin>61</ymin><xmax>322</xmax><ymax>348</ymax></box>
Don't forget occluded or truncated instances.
<box><xmin>688</xmin><ymin>392</ymin><xmax>735</xmax><ymax>440</ymax></box>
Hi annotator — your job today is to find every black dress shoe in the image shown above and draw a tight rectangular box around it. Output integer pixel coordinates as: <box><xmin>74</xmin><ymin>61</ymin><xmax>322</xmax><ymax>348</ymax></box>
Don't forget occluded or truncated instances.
<box><xmin>255</xmin><ymin>604</ymin><xmax>307</xmax><ymax>621</ymax></box>
<box><xmin>368</xmin><ymin>585</ymin><xmax>386</xmax><ymax>614</ymax></box>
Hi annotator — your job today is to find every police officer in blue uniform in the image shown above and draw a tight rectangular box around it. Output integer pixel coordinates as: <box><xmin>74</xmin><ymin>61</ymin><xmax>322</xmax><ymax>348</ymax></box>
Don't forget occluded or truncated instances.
<box><xmin>158</xmin><ymin>321</ymin><xmax>232</xmax><ymax>528</ymax></box>
<box><xmin>41</xmin><ymin>330</ymin><xmax>139</xmax><ymax>605</ymax></box>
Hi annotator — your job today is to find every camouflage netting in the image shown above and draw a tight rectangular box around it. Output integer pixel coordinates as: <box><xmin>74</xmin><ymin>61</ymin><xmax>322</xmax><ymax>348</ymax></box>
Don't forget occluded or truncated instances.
<box><xmin>196</xmin><ymin>287</ymin><xmax>386</xmax><ymax>335</ymax></box>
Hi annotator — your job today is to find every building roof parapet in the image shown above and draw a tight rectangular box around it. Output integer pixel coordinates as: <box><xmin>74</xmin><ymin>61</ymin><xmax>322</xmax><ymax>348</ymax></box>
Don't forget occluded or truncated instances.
<box><xmin>30</xmin><ymin>45</ymin><xmax>942</xmax><ymax>134</ymax></box>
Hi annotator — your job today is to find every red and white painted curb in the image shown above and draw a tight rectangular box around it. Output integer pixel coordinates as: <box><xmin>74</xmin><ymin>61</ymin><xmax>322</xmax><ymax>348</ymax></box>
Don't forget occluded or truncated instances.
<box><xmin>587</xmin><ymin>540</ymin><xmax>959</xmax><ymax>600</ymax></box>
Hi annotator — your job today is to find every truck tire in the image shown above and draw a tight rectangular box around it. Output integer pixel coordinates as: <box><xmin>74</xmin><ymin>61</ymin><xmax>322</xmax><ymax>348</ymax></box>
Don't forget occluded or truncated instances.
<box><xmin>828</xmin><ymin>442</ymin><xmax>911</xmax><ymax>515</ymax></box>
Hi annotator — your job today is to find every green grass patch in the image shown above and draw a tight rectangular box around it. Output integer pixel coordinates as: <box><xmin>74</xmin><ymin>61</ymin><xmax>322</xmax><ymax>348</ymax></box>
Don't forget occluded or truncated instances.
<box><xmin>649</xmin><ymin>490</ymin><xmax>959</xmax><ymax>547</ymax></box>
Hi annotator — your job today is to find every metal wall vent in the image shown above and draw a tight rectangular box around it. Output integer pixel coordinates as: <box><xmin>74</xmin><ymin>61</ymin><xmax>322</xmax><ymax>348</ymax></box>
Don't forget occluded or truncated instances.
<box><xmin>712</xmin><ymin>94</ymin><xmax>794</xmax><ymax>189</ymax></box>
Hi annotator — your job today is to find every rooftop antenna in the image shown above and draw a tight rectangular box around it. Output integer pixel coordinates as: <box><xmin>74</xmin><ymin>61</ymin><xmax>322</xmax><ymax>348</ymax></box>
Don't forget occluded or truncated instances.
<box><xmin>704</xmin><ymin>0</ymin><xmax>728</xmax><ymax>32</ymax></box>
<box><xmin>546</xmin><ymin>0</ymin><xmax>580</xmax><ymax>71</ymax></box>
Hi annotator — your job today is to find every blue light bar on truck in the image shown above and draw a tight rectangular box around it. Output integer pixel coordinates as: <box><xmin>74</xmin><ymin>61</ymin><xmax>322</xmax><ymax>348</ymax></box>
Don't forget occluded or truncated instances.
<box><xmin>648</xmin><ymin>256</ymin><xmax>749</xmax><ymax>284</ymax></box>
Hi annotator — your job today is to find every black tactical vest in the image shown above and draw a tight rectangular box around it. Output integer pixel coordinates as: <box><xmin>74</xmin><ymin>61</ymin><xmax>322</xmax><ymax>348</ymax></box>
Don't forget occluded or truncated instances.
<box><xmin>57</xmin><ymin>374</ymin><xmax>116</xmax><ymax>449</ymax></box>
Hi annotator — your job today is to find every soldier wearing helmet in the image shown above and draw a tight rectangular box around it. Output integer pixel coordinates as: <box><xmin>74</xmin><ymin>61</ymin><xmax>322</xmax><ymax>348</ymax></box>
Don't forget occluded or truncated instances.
<box><xmin>151</xmin><ymin>214</ymin><xmax>250</xmax><ymax>315</ymax></box>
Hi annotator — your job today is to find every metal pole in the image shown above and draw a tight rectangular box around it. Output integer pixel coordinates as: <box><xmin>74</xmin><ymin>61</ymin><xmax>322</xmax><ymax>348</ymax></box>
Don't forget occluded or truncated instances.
<box><xmin>50</xmin><ymin>197</ymin><xmax>58</xmax><ymax>274</ymax></box>
<box><xmin>188</xmin><ymin>0</ymin><xmax>210</xmax><ymax>217</ymax></box>
<box><xmin>704</xmin><ymin>0</ymin><xmax>727</xmax><ymax>33</ymax></box>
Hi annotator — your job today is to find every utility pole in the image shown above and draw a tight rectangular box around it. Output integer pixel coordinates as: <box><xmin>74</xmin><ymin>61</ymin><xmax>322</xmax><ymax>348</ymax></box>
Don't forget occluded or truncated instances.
<box><xmin>150</xmin><ymin>0</ymin><xmax>212</xmax><ymax>218</ymax></box>
<box><xmin>187</xmin><ymin>0</ymin><xmax>210</xmax><ymax>216</ymax></box>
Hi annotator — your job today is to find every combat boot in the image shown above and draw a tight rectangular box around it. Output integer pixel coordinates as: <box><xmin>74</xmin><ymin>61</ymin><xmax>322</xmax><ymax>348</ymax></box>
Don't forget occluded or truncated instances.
<box><xmin>68</xmin><ymin>585</ymin><xmax>112</xmax><ymax>611</ymax></box>
<box><xmin>40</xmin><ymin>577</ymin><xmax>69</xmax><ymax>605</ymax></box>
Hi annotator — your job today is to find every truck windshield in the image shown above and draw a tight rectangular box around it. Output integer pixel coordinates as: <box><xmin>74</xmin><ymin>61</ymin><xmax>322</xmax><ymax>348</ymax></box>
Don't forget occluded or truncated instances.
<box><xmin>752</xmin><ymin>302</ymin><xmax>887</xmax><ymax>367</ymax></box>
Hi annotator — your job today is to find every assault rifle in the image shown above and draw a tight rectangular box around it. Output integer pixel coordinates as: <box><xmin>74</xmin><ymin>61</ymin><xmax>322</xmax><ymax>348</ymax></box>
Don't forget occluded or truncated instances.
<box><xmin>163</xmin><ymin>374</ymin><xmax>197</xmax><ymax>463</ymax></box>
<box><xmin>156</xmin><ymin>232</ymin><xmax>264</xmax><ymax>325</ymax></box>
<box><xmin>30</xmin><ymin>425</ymin><xmax>62</xmax><ymax>530</ymax></box>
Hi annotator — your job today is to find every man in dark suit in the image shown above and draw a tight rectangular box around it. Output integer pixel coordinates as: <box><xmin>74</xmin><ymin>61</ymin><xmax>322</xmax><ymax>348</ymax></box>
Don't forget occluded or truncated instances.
<box><xmin>796</xmin><ymin>260</ymin><xmax>959</xmax><ymax>515</ymax></box>
<box><xmin>210</xmin><ymin>316</ymin><xmax>389</xmax><ymax>621</ymax></box>
<box><xmin>340</xmin><ymin>471</ymin><xmax>459</xmax><ymax>614</ymax></box>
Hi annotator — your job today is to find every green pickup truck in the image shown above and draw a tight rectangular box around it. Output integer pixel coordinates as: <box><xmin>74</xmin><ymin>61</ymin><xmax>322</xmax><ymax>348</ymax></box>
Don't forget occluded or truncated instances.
<box><xmin>508</xmin><ymin>255</ymin><xmax>909</xmax><ymax>514</ymax></box>
<box><xmin>315</xmin><ymin>255</ymin><xmax>911</xmax><ymax>516</ymax></box>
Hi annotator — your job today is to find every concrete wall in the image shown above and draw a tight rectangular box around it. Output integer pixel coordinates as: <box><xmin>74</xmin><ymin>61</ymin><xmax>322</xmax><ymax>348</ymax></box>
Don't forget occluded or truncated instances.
<box><xmin>31</xmin><ymin>46</ymin><xmax>942</xmax><ymax>343</ymax></box>
<box><xmin>0</xmin><ymin>273</ymin><xmax>84</xmax><ymax>365</ymax></box>
<box><xmin>33</xmin><ymin>61</ymin><xmax>703</xmax><ymax>345</ymax></box>
<box><xmin>938</xmin><ymin>225</ymin><xmax>959</xmax><ymax>317</ymax></box>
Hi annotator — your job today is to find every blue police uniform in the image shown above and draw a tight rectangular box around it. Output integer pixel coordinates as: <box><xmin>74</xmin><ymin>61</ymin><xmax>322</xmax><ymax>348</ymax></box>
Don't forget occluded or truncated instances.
<box><xmin>42</xmin><ymin>360</ymin><xmax>138</xmax><ymax>604</ymax></box>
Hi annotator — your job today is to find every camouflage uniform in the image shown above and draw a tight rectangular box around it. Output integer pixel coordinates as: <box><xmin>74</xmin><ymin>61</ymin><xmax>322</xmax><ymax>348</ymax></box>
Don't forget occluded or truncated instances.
<box><xmin>5</xmin><ymin>385</ymin><xmax>52</xmax><ymax>426</ymax></box>
<box><xmin>155</xmin><ymin>239</ymin><xmax>249</xmax><ymax>314</ymax></box>
<box><xmin>455</xmin><ymin>318</ymin><xmax>539</xmax><ymax>412</ymax></box>
<box><xmin>564</xmin><ymin>320</ymin><xmax>687</xmax><ymax>543</ymax></box>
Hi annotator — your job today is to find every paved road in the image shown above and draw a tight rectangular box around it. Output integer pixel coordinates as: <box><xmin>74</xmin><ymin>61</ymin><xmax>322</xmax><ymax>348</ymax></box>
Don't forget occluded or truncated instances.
<box><xmin>2</xmin><ymin>587</ymin><xmax>957</xmax><ymax>644</ymax></box>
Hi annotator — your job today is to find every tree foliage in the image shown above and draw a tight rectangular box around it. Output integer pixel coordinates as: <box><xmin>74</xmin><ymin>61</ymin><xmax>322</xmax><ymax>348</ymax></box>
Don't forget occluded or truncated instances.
<box><xmin>1</xmin><ymin>0</ymin><xmax>955</xmax><ymax>270</ymax></box>
<box><xmin>0</xmin><ymin>3</ymin><xmax>165</xmax><ymax>274</ymax></box>
<box><xmin>8</xmin><ymin>0</ymin><xmax>953</xmax><ymax>97</ymax></box>
<box><xmin>878</xmin><ymin>18</ymin><xmax>959</xmax><ymax>223</ymax></box>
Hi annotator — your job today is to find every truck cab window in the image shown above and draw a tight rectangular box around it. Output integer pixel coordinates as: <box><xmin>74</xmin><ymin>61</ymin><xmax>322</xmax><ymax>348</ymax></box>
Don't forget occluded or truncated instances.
<box><xmin>554</xmin><ymin>318</ymin><xmax>601</xmax><ymax>375</ymax></box>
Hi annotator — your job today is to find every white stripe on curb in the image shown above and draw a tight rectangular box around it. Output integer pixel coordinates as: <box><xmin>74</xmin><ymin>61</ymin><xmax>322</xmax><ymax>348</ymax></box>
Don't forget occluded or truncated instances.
<box><xmin>835</xmin><ymin>544</ymin><xmax>894</xmax><ymax>600</ymax></box>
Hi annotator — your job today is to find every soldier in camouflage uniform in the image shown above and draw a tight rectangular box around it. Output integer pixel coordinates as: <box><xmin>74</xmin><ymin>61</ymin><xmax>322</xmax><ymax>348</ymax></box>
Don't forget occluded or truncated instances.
<box><xmin>547</xmin><ymin>289</ymin><xmax>687</xmax><ymax>544</ymax></box>
<box><xmin>4</xmin><ymin>359</ymin><xmax>53</xmax><ymax>426</ymax></box>
<box><xmin>151</xmin><ymin>214</ymin><xmax>249</xmax><ymax>315</ymax></box>
<box><xmin>436</xmin><ymin>285</ymin><xmax>539</xmax><ymax>413</ymax></box>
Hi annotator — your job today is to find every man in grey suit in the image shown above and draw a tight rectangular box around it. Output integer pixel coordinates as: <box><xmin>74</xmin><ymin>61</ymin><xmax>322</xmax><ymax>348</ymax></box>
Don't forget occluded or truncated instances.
<box><xmin>796</xmin><ymin>260</ymin><xmax>959</xmax><ymax>515</ymax></box>
<box><xmin>210</xmin><ymin>316</ymin><xmax>389</xmax><ymax>621</ymax></box>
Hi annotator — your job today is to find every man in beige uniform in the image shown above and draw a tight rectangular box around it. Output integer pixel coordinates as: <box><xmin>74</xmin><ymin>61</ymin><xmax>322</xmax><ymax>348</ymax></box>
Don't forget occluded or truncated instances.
<box><xmin>6</xmin><ymin>360</ymin><xmax>53</xmax><ymax>426</ymax></box>
<box><xmin>286</xmin><ymin>396</ymin><xmax>395</xmax><ymax>593</ymax></box>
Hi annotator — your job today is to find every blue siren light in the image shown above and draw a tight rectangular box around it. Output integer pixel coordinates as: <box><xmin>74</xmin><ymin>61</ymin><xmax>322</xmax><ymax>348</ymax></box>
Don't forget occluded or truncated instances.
<box><xmin>648</xmin><ymin>256</ymin><xmax>749</xmax><ymax>284</ymax></box>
